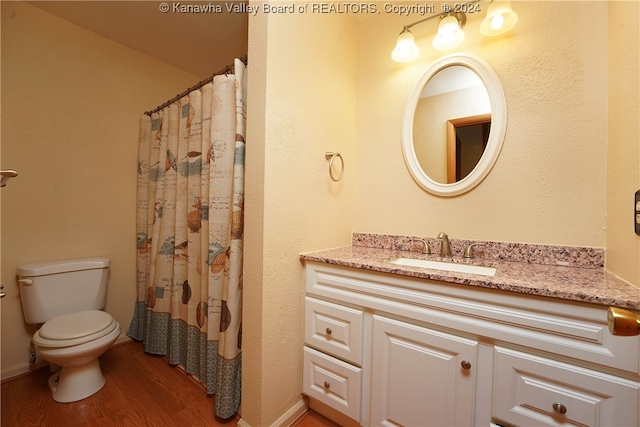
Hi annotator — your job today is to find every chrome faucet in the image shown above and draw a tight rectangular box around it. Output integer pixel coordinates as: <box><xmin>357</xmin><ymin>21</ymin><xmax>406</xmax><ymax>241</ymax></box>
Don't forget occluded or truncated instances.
<box><xmin>437</xmin><ymin>232</ymin><xmax>451</xmax><ymax>257</ymax></box>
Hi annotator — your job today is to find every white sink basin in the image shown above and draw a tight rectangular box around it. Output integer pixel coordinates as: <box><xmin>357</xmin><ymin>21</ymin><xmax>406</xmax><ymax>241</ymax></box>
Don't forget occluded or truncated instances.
<box><xmin>390</xmin><ymin>257</ymin><xmax>496</xmax><ymax>277</ymax></box>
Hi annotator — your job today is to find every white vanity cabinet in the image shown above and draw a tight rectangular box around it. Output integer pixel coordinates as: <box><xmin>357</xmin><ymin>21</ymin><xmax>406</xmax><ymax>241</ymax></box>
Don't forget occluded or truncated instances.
<box><xmin>302</xmin><ymin>261</ymin><xmax>640</xmax><ymax>427</ymax></box>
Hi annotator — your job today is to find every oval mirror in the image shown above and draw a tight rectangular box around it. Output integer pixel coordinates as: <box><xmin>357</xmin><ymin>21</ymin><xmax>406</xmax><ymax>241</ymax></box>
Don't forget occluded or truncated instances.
<box><xmin>402</xmin><ymin>53</ymin><xmax>506</xmax><ymax>196</ymax></box>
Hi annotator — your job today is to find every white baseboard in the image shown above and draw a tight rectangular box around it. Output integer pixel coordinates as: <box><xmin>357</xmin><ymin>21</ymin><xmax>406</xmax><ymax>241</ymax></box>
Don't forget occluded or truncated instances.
<box><xmin>114</xmin><ymin>333</ymin><xmax>132</xmax><ymax>346</ymax></box>
<box><xmin>237</xmin><ymin>396</ymin><xmax>307</xmax><ymax>427</ymax></box>
<box><xmin>274</xmin><ymin>398</ymin><xmax>307</xmax><ymax>427</ymax></box>
<box><xmin>1</xmin><ymin>362</ymin><xmax>30</xmax><ymax>382</ymax></box>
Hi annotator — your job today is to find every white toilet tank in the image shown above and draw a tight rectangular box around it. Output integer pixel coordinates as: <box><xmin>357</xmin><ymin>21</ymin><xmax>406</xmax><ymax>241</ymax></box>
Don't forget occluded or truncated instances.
<box><xmin>17</xmin><ymin>258</ymin><xmax>111</xmax><ymax>324</ymax></box>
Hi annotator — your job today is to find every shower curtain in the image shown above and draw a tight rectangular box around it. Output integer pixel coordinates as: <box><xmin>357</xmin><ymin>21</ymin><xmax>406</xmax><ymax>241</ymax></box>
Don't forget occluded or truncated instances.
<box><xmin>128</xmin><ymin>58</ymin><xmax>246</xmax><ymax>420</ymax></box>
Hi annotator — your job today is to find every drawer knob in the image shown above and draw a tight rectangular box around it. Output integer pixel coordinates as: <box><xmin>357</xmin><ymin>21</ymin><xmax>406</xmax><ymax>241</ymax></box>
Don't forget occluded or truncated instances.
<box><xmin>323</xmin><ymin>381</ymin><xmax>331</xmax><ymax>389</ymax></box>
<box><xmin>461</xmin><ymin>360</ymin><xmax>471</xmax><ymax>370</ymax></box>
<box><xmin>552</xmin><ymin>402</ymin><xmax>567</xmax><ymax>415</ymax></box>
<box><xmin>325</xmin><ymin>327</ymin><xmax>332</xmax><ymax>335</ymax></box>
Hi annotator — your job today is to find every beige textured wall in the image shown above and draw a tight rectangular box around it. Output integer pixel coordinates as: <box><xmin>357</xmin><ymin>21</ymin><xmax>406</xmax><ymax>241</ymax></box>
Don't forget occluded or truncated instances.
<box><xmin>354</xmin><ymin>1</ymin><xmax>609</xmax><ymax>247</ymax></box>
<box><xmin>607</xmin><ymin>1</ymin><xmax>640</xmax><ymax>286</ymax></box>
<box><xmin>242</xmin><ymin>6</ymin><xmax>267</xmax><ymax>422</ymax></box>
<box><xmin>243</xmin><ymin>8</ymin><xmax>356</xmax><ymax>427</ymax></box>
<box><xmin>0</xmin><ymin>2</ymin><xmax>199</xmax><ymax>378</ymax></box>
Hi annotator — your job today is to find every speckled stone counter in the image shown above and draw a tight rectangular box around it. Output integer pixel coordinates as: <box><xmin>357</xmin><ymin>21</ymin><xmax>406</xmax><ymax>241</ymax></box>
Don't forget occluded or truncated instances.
<box><xmin>300</xmin><ymin>234</ymin><xmax>640</xmax><ymax>310</ymax></box>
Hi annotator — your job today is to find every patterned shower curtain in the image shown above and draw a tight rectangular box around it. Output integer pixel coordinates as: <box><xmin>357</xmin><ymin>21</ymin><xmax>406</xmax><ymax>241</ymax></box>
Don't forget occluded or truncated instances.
<box><xmin>127</xmin><ymin>58</ymin><xmax>246</xmax><ymax>419</ymax></box>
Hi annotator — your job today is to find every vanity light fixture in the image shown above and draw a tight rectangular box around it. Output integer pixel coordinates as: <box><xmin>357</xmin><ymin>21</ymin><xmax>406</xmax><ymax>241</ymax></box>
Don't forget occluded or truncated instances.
<box><xmin>391</xmin><ymin>0</ymin><xmax>518</xmax><ymax>62</ymax></box>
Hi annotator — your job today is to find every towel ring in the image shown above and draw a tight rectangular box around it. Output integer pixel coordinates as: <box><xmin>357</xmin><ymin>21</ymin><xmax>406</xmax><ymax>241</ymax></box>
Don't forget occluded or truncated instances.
<box><xmin>325</xmin><ymin>152</ymin><xmax>344</xmax><ymax>182</ymax></box>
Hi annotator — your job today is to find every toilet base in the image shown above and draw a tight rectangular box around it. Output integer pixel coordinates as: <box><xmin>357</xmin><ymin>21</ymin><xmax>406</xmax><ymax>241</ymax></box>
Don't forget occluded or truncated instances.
<box><xmin>48</xmin><ymin>358</ymin><xmax>106</xmax><ymax>403</ymax></box>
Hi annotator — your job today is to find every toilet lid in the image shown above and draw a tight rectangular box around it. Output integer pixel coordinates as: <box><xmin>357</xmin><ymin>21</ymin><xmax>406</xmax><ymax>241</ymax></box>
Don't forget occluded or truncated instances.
<box><xmin>33</xmin><ymin>310</ymin><xmax>118</xmax><ymax>348</ymax></box>
<box><xmin>40</xmin><ymin>310</ymin><xmax>114</xmax><ymax>340</ymax></box>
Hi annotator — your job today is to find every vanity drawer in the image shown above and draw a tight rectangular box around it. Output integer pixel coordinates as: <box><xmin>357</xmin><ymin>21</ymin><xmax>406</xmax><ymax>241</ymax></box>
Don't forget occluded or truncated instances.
<box><xmin>305</xmin><ymin>296</ymin><xmax>364</xmax><ymax>366</ymax></box>
<box><xmin>493</xmin><ymin>346</ymin><xmax>640</xmax><ymax>427</ymax></box>
<box><xmin>303</xmin><ymin>346</ymin><xmax>362</xmax><ymax>422</ymax></box>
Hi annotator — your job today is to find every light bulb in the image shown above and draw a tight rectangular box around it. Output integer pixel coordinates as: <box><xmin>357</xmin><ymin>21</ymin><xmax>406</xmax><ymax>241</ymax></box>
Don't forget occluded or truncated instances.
<box><xmin>491</xmin><ymin>14</ymin><xmax>504</xmax><ymax>30</ymax></box>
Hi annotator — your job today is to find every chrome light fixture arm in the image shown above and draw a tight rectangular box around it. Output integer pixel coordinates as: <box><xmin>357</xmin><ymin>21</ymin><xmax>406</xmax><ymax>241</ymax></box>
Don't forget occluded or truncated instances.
<box><xmin>401</xmin><ymin>3</ymin><xmax>472</xmax><ymax>32</ymax></box>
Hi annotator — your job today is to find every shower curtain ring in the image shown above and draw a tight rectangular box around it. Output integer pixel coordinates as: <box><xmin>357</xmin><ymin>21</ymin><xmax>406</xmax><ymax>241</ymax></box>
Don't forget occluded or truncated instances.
<box><xmin>325</xmin><ymin>152</ymin><xmax>344</xmax><ymax>182</ymax></box>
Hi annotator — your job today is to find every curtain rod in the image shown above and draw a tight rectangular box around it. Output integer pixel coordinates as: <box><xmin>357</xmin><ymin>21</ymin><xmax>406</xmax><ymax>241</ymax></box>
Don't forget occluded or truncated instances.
<box><xmin>144</xmin><ymin>55</ymin><xmax>248</xmax><ymax>116</ymax></box>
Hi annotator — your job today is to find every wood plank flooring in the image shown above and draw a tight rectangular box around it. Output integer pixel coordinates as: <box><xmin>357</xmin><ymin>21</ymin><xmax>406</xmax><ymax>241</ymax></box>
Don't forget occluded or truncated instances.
<box><xmin>1</xmin><ymin>341</ymin><xmax>333</xmax><ymax>427</ymax></box>
<box><xmin>291</xmin><ymin>411</ymin><xmax>341</xmax><ymax>427</ymax></box>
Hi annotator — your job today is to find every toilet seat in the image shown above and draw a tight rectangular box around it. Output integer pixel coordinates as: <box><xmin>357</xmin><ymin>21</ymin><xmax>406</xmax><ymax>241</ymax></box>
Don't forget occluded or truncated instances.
<box><xmin>33</xmin><ymin>310</ymin><xmax>117</xmax><ymax>348</ymax></box>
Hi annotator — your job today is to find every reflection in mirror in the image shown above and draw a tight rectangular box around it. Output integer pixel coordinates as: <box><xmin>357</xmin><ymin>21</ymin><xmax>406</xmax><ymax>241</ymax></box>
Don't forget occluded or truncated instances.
<box><xmin>402</xmin><ymin>54</ymin><xmax>507</xmax><ymax>196</ymax></box>
<box><xmin>447</xmin><ymin>114</ymin><xmax>490</xmax><ymax>182</ymax></box>
<box><xmin>413</xmin><ymin>65</ymin><xmax>491</xmax><ymax>184</ymax></box>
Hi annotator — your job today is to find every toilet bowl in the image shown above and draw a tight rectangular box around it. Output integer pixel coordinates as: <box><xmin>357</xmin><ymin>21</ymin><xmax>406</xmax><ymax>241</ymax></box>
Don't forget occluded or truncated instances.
<box><xmin>18</xmin><ymin>257</ymin><xmax>119</xmax><ymax>403</ymax></box>
<box><xmin>33</xmin><ymin>310</ymin><xmax>121</xmax><ymax>403</ymax></box>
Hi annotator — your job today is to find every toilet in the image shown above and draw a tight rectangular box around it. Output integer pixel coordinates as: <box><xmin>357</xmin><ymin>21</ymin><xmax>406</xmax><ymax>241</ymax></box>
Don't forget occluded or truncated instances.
<box><xmin>17</xmin><ymin>258</ymin><xmax>120</xmax><ymax>403</ymax></box>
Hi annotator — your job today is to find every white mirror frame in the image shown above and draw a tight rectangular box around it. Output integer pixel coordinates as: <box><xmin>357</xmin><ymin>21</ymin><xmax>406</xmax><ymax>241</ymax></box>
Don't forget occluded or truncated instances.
<box><xmin>402</xmin><ymin>53</ymin><xmax>507</xmax><ymax>196</ymax></box>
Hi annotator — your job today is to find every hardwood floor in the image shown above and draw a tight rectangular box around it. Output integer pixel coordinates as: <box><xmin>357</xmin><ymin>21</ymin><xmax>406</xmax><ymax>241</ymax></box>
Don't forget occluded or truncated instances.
<box><xmin>291</xmin><ymin>411</ymin><xmax>341</xmax><ymax>427</ymax></box>
<box><xmin>1</xmin><ymin>341</ymin><xmax>333</xmax><ymax>427</ymax></box>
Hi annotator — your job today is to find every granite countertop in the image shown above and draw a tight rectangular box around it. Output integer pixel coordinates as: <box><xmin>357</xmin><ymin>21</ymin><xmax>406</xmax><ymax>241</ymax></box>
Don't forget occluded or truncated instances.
<box><xmin>300</xmin><ymin>244</ymin><xmax>640</xmax><ymax>310</ymax></box>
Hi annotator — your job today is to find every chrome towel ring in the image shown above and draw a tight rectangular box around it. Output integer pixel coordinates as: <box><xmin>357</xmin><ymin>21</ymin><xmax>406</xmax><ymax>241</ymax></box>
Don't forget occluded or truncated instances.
<box><xmin>325</xmin><ymin>152</ymin><xmax>344</xmax><ymax>182</ymax></box>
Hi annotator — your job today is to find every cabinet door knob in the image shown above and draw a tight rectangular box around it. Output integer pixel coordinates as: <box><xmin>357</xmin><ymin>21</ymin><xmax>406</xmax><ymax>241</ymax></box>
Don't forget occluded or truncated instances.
<box><xmin>607</xmin><ymin>307</ymin><xmax>640</xmax><ymax>336</ymax></box>
<box><xmin>323</xmin><ymin>381</ymin><xmax>331</xmax><ymax>389</ymax></box>
<box><xmin>552</xmin><ymin>402</ymin><xmax>567</xmax><ymax>415</ymax></box>
<box><xmin>325</xmin><ymin>327</ymin><xmax>332</xmax><ymax>335</ymax></box>
<box><xmin>461</xmin><ymin>360</ymin><xmax>471</xmax><ymax>370</ymax></box>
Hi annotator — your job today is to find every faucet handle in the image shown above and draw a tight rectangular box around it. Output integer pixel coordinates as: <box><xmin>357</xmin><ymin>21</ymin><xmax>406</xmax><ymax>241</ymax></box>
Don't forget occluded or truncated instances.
<box><xmin>412</xmin><ymin>239</ymin><xmax>431</xmax><ymax>255</ymax></box>
<box><xmin>464</xmin><ymin>243</ymin><xmax>486</xmax><ymax>259</ymax></box>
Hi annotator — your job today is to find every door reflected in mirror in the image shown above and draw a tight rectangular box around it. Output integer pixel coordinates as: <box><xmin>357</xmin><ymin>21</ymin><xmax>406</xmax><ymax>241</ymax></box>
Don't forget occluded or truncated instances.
<box><xmin>447</xmin><ymin>114</ymin><xmax>491</xmax><ymax>183</ymax></box>
<box><xmin>413</xmin><ymin>65</ymin><xmax>491</xmax><ymax>184</ymax></box>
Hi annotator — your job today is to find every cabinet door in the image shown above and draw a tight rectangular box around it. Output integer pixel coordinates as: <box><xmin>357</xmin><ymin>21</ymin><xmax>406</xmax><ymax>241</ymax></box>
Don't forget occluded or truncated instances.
<box><xmin>493</xmin><ymin>346</ymin><xmax>640</xmax><ymax>427</ymax></box>
<box><xmin>370</xmin><ymin>315</ymin><xmax>478</xmax><ymax>426</ymax></box>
